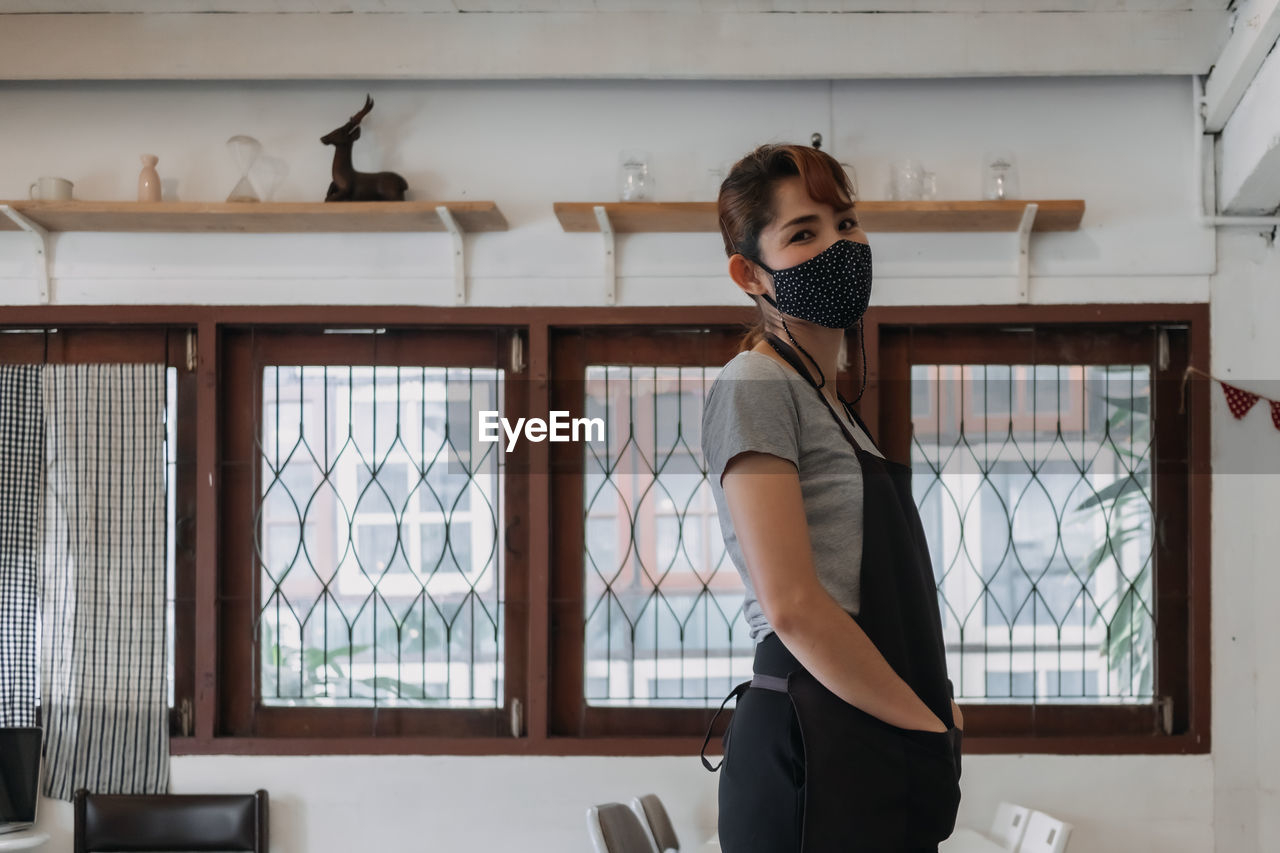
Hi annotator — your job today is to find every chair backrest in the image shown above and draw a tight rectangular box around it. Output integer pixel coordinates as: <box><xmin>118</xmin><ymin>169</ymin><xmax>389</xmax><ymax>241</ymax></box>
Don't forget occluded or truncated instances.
<box><xmin>73</xmin><ymin>788</ymin><xmax>268</xmax><ymax>853</ymax></box>
<box><xmin>586</xmin><ymin>803</ymin><xmax>658</xmax><ymax>853</ymax></box>
<box><xmin>630</xmin><ymin>794</ymin><xmax>679</xmax><ymax>853</ymax></box>
<box><xmin>989</xmin><ymin>801</ymin><xmax>1032</xmax><ymax>850</ymax></box>
<box><xmin>1019</xmin><ymin>810</ymin><xmax>1072</xmax><ymax>853</ymax></box>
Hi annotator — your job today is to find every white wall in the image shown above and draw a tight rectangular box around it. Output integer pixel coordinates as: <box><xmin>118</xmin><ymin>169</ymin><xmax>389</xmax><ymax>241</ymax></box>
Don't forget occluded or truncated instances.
<box><xmin>1206</xmin><ymin>227</ymin><xmax>1280</xmax><ymax>853</ymax></box>
<box><xmin>3</xmin><ymin>74</ymin><xmax>1275</xmax><ymax>853</ymax></box>
<box><xmin>0</xmin><ymin>76</ymin><xmax>1213</xmax><ymax>305</ymax></box>
<box><xmin>26</xmin><ymin>753</ymin><xmax>1217</xmax><ymax>853</ymax></box>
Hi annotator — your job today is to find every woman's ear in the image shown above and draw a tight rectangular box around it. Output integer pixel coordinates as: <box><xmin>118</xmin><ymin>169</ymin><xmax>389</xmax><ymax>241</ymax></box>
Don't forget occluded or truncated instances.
<box><xmin>728</xmin><ymin>254</ymin><xmax>770</xmax><ymax>298</ymax></box>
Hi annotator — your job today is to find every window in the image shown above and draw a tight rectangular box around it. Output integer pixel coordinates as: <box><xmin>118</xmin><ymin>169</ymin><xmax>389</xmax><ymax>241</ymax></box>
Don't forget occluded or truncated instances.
<box><xmin>914</xmin><ymin>362</ymin><xmax>1144</xmax><ymax>704</ymax></box>
<box><xmin>882</xmin><ymin>320</ymin><xmax>1200</xmax><ymax>742</ymax></box>
<box><xmin>219</xmin><ymin>328</ymin><xmax>521</xmax><ymax>738</ymax></box>
<box><xmin>256</xmin><ymin>365</ymin><xmax>501</xmax><ymax>708</ymax></box>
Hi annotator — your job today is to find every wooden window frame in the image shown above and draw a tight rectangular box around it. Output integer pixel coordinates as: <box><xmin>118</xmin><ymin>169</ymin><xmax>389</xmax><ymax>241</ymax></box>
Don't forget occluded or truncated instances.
<box><xmin>865</xmin><ymin>307</ymin><xmax>1208</xmax><ymax>756</ymax></box>
<box><xmin>217</xmin><ymin>327</ymin><xmax>528</xmax><ymax>741</ymax></box>
<box><xmin>0</xmin><ymin>304</ymin><xmax>1209</xmax><ymax>756</ymax></box>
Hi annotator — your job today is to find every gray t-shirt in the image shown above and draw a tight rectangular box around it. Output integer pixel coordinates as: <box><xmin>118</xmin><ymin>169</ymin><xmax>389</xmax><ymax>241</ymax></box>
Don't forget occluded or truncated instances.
<box><xmin>701</xmin><ymin>349</ymin><xmax>885</xmax><ymax>643</ymax></box>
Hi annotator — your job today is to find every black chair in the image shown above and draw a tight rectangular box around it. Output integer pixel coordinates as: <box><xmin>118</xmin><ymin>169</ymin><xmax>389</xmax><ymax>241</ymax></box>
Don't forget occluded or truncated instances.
<box><xmin>73</xmin><ymin>788</ymin><xmax>268</xmax><ymax>853</ymax></box>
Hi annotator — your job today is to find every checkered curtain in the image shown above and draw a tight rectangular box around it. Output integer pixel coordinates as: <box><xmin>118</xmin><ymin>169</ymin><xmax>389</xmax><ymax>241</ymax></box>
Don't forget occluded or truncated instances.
<box><xmin>0</xmin><ymin>366</ymin><xmax>44</xmax><ymax>728</ymax></box>
<box><xmin>39</xmin><ymin>364</ymin><xmax>170</xmax><ymax>799</ymax></box>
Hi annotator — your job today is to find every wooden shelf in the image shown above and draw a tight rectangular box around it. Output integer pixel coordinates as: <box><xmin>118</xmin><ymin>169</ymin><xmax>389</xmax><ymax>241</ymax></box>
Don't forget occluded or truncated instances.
<box><xmin>0</xmin><ymin>200</ymin><xmax>508</xmax><ymax>233</ymax></box>
<box><xmin>553</xmin><ymin>199</ymin><xmax>1084</xmax><ymax>233</ymax></box>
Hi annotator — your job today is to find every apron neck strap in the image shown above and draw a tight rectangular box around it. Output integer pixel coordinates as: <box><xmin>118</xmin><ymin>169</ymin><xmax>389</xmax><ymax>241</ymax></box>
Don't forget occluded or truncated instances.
<box><xmin>764</xmin><ymin>333</ymin><xmax>869</xmax><ymax>456</ymax></box>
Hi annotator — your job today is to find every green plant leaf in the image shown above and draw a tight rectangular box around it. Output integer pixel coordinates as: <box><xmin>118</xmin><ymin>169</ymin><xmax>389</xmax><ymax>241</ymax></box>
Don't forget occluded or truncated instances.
<box><xmin>1074</xmin><ymin>469</ymin><xmax>1148</xmax><ymax>511</ymax></box>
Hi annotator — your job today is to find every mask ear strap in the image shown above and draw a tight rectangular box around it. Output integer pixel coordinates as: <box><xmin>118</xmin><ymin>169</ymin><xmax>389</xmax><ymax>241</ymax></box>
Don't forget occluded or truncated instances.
<box><xmin>752</xmin><ymin>253</ymin><xmax>827</xmax><ymax>389</ymax></box>
<box><xmin>765</xmin><ymin>327</ymin><xmax>828</xmax><ymax>392</ymax></box>
<box><xmin>781</xmin><ymin>322</ymin><xmax>826</xmax><ymax>389</ymax></box>
<box><xmin>843</xmin><ymin>317</ymin><xmax>867</xmax><ymax>405</ymax></box>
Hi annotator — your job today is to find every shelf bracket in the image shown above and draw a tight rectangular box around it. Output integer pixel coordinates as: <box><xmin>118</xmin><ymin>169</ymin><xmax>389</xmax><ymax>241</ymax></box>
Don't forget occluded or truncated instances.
<box><xmin>593</xmin><ymin>205</ymin><xmax>616</xmax><ymax>305</ymax></box>
<box><xmin>1</xmin><ymin>204</ymin><xmax>50</xmax><ymax>304</ymax></box>
<box><xmin>1014</xmin><ymin>202</ymin><xmax>1039</xmax><ymax>303</ymax></box>
<box><xmin>435</xmin><ymin>205</ymin><xmax>467</xmax><ymax>305</ymax></box>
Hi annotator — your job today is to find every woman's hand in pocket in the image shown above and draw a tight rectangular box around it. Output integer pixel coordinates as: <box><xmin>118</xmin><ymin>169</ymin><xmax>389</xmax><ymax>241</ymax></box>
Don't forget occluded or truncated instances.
<box><xmin>950</xmin><ymin>698</ymin><xmax>964</xmax><ymax>731</ymax></box>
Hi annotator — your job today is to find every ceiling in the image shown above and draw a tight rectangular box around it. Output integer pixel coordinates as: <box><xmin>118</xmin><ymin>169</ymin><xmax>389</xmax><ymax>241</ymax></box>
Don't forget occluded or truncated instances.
<box><xmin>0</xmin><ymin>0</ymin><xmax>1238</xmax><ymax>12</ymax></box>
<box><xmin>0</xmin><ymin>0</ymin><xmax>1240</xmax><ymax>81</ymax></box>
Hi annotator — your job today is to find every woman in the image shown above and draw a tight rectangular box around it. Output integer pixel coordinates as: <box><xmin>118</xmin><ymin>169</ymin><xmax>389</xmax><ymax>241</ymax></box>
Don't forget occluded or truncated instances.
<box><xmin>699</xmin><ymin>143</ymin><xmax>964</xmax><ymax>853</ymax></box>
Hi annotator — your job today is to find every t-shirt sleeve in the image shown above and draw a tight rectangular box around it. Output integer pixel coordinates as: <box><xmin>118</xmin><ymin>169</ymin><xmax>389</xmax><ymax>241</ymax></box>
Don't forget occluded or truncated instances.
<box><xmin>702</xmin><ymin>363</ymin><xmax>801</xmax><ymax>485</ymax></box>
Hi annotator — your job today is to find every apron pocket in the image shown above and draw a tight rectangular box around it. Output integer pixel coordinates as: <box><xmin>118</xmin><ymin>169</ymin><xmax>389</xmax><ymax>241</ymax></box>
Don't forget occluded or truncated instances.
<box><xmin>896</xmin><ymin>725</ymin><xmax>952</xmax><ymax>754</ymax></box>
<box><xmin>785</xmin><ymin>671</ymin><xmax>910</xmax><ymax>852</ymax></box>
<box><xmin>898</xmin><ymin>724</ymin><xmax>962</xmax><ymax>847</ymax></box>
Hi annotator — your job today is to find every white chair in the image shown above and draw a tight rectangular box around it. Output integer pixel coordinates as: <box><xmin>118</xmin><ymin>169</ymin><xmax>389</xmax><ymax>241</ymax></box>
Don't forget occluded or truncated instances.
<box><xmin>990</xmin><ymin>801</ymin><xmax>1032</xmax><ymax>851</ymax></box>
<box><xmin>1019</xmin><ymin>810</ymin><xmax>1072</xmax><ymax>853</ymax></box>
<box><xmin>940</xmin><ymin>828</ymin><xmax>1006</xmax><ymax>853</ymax></box>
<box><xmin>587</xmin><ymin>803</ymin><xmax>659</xmax><ymax>853</ymax></box>
<box><xmin>938</xmin><ymin>800</ymin><xmax>1032</xmax><ymax>853</ymax></box>
<box><xmin>630</xmin><ymin>794</ymin><xmax>680</xmax><ymax>853</ymax></box>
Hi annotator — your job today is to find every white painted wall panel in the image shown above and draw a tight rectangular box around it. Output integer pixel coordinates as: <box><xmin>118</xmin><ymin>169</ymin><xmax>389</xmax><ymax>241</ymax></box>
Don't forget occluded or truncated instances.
<box><xmin>0</xmin><ymin>77</ymin><xmax>1214</xmax><ymax>305</ymax></box>
<box><xmin>1217</xmin><ymin>38</ymin><xmax>1280</xmax><ymax>214</ymax></box>
<box><xmin>1209</xmin><ymin>230</ymin><xmax>1280</xmax><ymax>853</ymax></box>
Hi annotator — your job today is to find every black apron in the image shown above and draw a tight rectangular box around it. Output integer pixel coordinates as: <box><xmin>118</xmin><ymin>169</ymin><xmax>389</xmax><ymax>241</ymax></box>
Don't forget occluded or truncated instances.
<box><xmin>701</xmin><ymin>335</ymin><xmax>963</xmax><ymax>853</ymax></box>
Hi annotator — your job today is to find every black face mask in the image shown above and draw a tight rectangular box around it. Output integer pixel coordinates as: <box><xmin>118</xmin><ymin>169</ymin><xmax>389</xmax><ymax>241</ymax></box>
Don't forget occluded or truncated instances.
<box><xmin>749</xmin><ymin>238</ymin><xmax>872</xmax><ymax>402</ymax></box>
<box><xmin>753</xmin><ymin>238</ymin><xmax>873</xmax><ymax>330</ymax></box>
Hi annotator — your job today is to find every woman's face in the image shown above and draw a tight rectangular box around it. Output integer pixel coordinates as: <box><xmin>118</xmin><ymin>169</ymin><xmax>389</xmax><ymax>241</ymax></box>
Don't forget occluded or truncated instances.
<box><xmin>754</xmin><ymin>174</ymin><xmax>867</xmax><ymax>274</ymax></box>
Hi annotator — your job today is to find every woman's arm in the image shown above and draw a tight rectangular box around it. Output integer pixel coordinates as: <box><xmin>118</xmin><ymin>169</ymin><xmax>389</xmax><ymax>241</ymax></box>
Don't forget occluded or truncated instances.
<box><xmin>722</xmin><ymin>450</ymin><xmax>947</xmax><ymax>733</ymax></box>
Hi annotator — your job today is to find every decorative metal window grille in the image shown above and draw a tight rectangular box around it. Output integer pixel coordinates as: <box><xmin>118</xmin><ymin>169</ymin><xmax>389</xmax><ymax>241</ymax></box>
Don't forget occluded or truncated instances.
<box><xmin>582</xmin><ymin>365</ymin><xmax>755</xmax><ymax>707</ymax></box>
<box><xmin>257</xmin><ymin>365</ymin><xmax>504</xmax><ymax>708</ymax></box>
<box><xmin>912</xmin><ymin>363</ymin><xmax>1154</xmax><ymax>703</ymax></box>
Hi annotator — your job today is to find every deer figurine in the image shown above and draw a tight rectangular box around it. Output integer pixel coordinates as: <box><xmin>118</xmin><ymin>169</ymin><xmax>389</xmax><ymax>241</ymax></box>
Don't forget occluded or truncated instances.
<box><xmin>320</xmin><ymin>95</ymin><xmax>409</xmax><ymax>202</ymax></box>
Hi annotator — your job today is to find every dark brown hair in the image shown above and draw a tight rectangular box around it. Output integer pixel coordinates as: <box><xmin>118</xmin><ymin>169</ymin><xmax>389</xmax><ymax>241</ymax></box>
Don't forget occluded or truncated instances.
<box><xmin>717</xmin><ymin>143</ymin><xmax>860</xmax><ymax>352</ymax></box>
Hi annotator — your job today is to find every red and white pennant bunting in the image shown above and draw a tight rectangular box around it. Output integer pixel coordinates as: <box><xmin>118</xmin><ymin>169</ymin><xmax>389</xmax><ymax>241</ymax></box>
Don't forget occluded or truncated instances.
<box><xmin>1219</xmin><ymin>381</ymin><xmax>1280</xmax><ymax>431</ymax></box>
<box><xmin>1182</xmin><ymin>366</ymin><xmax>1280</xmax><ymax>432</ymax></box>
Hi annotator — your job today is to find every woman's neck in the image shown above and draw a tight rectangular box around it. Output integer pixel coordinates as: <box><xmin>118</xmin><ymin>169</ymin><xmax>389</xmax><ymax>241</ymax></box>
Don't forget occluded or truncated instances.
<box><xmin>752</xmin><ymin>323</ymin><xmax>844</xmax><ymax>399</ymax></box>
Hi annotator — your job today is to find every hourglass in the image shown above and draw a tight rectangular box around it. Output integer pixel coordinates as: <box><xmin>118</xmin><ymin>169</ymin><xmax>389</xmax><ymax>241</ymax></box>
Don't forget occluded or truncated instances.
<box><xmin>226</xmin><ymin>135</ymin><xmax>262</xmax><ymax>203</ymax></box>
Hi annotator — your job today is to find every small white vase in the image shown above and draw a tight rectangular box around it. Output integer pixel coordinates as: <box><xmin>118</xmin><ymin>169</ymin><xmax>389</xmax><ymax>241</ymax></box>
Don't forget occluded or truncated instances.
<box><xmin>138</xmin><ymin>154</ymin><xmax>162</xmax><ymax>202</ymax></box>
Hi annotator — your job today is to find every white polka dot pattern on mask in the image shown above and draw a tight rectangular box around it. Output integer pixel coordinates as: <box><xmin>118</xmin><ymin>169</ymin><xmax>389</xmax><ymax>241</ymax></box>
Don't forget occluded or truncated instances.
<box><xmin>765</xmin><ymin>239</ymin><xmax>873</xmax><ymax>329</ymax></box>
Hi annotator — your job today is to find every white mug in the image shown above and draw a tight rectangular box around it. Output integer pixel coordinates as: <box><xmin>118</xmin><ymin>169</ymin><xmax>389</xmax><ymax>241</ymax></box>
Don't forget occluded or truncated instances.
<box><xmin>29</xmin><ymin>176</ymin><xmax>73</xmax><ymax>201</ymax></box>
